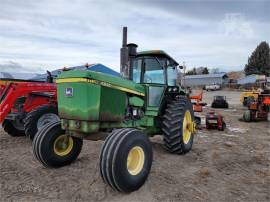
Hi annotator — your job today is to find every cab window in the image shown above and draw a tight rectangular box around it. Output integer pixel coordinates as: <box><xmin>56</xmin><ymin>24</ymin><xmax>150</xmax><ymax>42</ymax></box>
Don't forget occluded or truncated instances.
<box><xmin>167</xmin><ymin>60</ymin><xmax>177</xmax><ymax>86</ymax></box>
<box><xmin>132</xmin><ymin>58</ymin><xmax>142</xmax><ymax>83</ymax></box>
<box><xmin>143</xmin><ymin>57</ymin><xmax>165</xmax><ymax>84</ymax></box>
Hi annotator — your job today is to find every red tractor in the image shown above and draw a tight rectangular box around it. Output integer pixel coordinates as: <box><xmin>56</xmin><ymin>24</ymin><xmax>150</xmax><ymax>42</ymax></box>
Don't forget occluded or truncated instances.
<box><xmin>243</xmin><ymin>90</ymin><xmax>270</xmax><ymax>122</ymax></box>
<box><xmin>1</xmin><ymin>64</ymin><xmax>120</xmax><ymax>139</ymax></box>
<box><xmin>0</xmin><ymin>77</ymin><xmax>59</xmax><ymax>139</ymax></box>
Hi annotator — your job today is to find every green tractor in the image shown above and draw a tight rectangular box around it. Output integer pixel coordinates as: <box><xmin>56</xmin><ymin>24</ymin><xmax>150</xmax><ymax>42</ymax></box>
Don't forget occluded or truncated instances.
<box><xmin>33</xmin><ymin>27</ymin><xmax>196</xmax><ymax>192</ymax></box>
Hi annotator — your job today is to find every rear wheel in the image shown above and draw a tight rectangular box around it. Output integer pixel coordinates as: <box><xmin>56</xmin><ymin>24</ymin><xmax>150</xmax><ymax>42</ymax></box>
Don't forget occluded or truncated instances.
<box><xmin>33</xmin><ymin>121</ymin><xmax>83</xmax><ymax>168</ymax></box>
<box><xmin>162</xmin><ymin>96</ymin><xmax>195</xmax><ymax>154</ymax></box>
<box><xmin>2</xmin><ymin>119</ymin><xmax>25</xmax><ymax>136</ymax></box>
<box><xmin>100</xmin><ymin>128</ymin><xmax>152</xmax><ymax>192</ymax></box>
<box><xmin>25</xmin><ymin>105</ymin><xmax>59</xmax><ymax>140</ymax></box>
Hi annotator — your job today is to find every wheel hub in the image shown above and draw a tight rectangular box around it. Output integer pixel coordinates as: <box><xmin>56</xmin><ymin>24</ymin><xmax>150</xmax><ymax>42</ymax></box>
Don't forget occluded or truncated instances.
<box><xmin>127</xmin><ymin>146</ymin><xmax>145</xmax><ymax>175</ymax></box>
<box><xmin>183</xmin><ymin>110</ymin><xmax>194</xmax><ymax>144</ymax></box>
<box><xmin>53</xmin><ymin>135</ymin><xmax>74</xmax><ymax>156</ymax></box>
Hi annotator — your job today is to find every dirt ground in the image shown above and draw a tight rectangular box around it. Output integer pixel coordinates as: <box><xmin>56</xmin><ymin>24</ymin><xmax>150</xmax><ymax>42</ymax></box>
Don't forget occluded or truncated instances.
<box><xmin>1</xmin><ymin>90</ymin><xmax>269</xmax><ymax>202</ymax></box>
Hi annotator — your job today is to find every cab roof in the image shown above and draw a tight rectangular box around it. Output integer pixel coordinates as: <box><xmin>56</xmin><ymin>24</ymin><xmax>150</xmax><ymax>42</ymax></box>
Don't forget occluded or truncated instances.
<box><xmin>137</xmin><ymin>50</ymin><xmax>179</xmax><ymax>66</ymax></box>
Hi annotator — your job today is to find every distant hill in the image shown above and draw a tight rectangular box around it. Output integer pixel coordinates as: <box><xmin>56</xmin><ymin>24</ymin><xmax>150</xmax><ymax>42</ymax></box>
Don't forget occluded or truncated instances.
<box><xmin>1</xmin><ymin>63</ymin><xmax>120</xmax><ymax>81</ymax></box>
<box><xmin>0</xmin><ymin>72</ymin><xmax>39</xmax><ymax>80</ymax></box>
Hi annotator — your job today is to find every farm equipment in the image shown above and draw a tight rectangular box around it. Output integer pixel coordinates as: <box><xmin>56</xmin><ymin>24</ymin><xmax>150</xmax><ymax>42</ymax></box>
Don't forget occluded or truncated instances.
<box><xmin>189</xmin><ymin>89</ymin><xmax>207</xmax><ymax>127</ymax></box>
<box><xmin>243</xmin><ymin>90</ymin><xmax>270</xmax><ymax>122</ymax></box>
<box><xmin>240</xmin><ymin>89</ymin><xmax>260</xmax><ymax>106</ymax></box>
<box><xmin>189</xmin><ymin>89</ymin><xmax>206</xmax><ymax>112</ymax></box>
<box><xmin>206</xmin><ymin>111</ymin><xmax>226</xmax><ymax>131</ymax></box>
<box><xmin>33</xmin><ymin>27</ymin><xmax>197</xmax><ymax>192</ymax></box>
<box><xmin>0</xmin><ymin>77</ymin><xmax>59</xmax><ymax>139</ymax></box>
<box><xmin>211</xmin><ymin>96</ymin><xmax>229</xmax><ymax>108</ymax></box>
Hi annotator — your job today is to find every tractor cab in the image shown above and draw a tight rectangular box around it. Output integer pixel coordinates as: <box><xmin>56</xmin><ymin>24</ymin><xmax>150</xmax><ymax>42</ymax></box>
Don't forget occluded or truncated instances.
<box><xmin>132</xmin><ymin>50</ymin><xmax>178</xmax><ymax>86</ymax></box>
<box><xmin>130</xmin><ymin>50</ymin><xmax>182</xmax><ymax>108</ymax></box>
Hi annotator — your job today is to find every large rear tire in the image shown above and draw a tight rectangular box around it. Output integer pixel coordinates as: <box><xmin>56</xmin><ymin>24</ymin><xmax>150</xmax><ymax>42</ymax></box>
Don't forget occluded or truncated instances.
<box><xmin>100</xmin><ymin>128</ymin><xmax>152</xmax><ymax>192</ymax></box>
<box><xmin>33</xmin><ymin>121</ymin><xmax>83</xmax><ymax>168</ymax></box>
<box><xmin>2</xmin><ymin>119</ymin><xmax>25</xmax><ymax>136</ymax></box>
<box><xmin>25</xmin><ymin>105</ymin><xmax>59</xmax><ymax>140</ymax></box>
<box><xmin>162</xmin><ymin>96</ymin><xmax>195</xmax><ymax>154</ymax></box>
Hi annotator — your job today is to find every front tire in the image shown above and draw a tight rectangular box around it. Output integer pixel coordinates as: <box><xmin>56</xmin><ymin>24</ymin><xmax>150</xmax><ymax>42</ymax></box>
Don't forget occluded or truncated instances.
<box><xmin>2</xmin><ymin>119</ymin><xmax>25</xmax><ymax>136</ymax></box>
<box><xmin>33</xmin><ymin>121</ymin><xmax>83</xmax><ymax>168</ymax></box>
<box><xmin>100</xmin><ymin>128</ymin><xmax>152</xmax><ymax>192</ymax></box>
<box><xmin>243</xmin><ymin>110</ymin><xmax>252</xmax><ymax>122</ymax></box>
<box><xmin>25</xmin><ymin>105</ymin><xmax>59</xmax><ymax>140</ymax></box>
<box><xmin>162</xmin><ymin>96</ymin><xmax>195</xmax><ymax>154</ymax></box>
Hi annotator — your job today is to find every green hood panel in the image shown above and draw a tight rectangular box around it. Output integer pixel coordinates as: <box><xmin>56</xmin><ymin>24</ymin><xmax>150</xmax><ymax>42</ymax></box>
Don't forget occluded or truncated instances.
<box><xmin>57</xmin><ymin>70</ymin><xmax>145</xmax><ymax>96</ymax></box>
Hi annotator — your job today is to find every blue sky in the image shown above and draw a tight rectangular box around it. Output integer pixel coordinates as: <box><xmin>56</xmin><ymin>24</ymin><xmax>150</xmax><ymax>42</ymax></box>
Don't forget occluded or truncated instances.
<box><xmin>0</xmin><ymin>0</ymin><xmax>269</xmax><ymax>73</ymax></box>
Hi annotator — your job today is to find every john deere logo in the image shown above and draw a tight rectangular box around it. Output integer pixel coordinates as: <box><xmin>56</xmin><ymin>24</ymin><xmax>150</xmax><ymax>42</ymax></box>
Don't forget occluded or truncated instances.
<box><xmin>65</xmin><ymin>88</ymin><xmax>73</xmax><ymax>97</ymax></box>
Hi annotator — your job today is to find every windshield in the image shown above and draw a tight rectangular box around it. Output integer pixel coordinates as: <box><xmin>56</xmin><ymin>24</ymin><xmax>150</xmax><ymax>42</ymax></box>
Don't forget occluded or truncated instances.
<box><xmin>143</xmin><ymin>57</ymin><xmax>165</xmax><ymax>84</ymax></box>
<box><xmin>132</xmin><ymin>56</ymin><xmax>174</xmax><ymax>85</ymax></box>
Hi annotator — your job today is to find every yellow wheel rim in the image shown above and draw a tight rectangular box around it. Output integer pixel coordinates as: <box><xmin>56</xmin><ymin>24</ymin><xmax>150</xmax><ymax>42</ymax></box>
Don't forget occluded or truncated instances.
<box><xmin>127</xmin><ymin>146</ymin><xmax>145</xmax><ymax>176</ymax></box>
<box><xmin>183</xmin><ymin>110</ymin><xmax>192</xmax><ymax>144</ymax></box>
<box><xmin>53</xmin><ymin>135</ymin><xmax>74</xmax><ymax>156</ymax></box>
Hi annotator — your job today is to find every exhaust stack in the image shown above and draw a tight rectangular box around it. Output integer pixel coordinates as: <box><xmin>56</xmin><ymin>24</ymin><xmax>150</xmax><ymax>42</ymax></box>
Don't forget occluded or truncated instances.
<box><xmin>120</xmin><ymin>27</ymin><xmax>138</xmax><ymax>80</ymax></box>
<box><xmin>120</xmin><ymin>27</ymin><xmax>129</xmax><ymax>79</ymax></box>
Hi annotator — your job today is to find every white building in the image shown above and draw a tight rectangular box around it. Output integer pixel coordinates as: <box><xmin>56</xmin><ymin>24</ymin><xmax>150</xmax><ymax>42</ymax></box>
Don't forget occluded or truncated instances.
<box><xmin>183</xmin><ymin>73</ymin><xmax>228</xmax><ymax>87</ymax></box>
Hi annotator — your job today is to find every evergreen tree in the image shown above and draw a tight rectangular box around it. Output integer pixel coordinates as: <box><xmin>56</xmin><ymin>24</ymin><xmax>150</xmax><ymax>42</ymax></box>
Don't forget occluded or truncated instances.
<box><xmin>202</xmin><ymin>67</ymin><xmax>209</xmax><ymax>74</ymax></box>
<box><xmin>186</xmin><ymin>67</ymin><xmax>197</xmax><ymax>75</ymax></box>
<box><xmin>245</xmin><ymin>41</ymin><xmax>270</xmax><ymax>76</ymax></box>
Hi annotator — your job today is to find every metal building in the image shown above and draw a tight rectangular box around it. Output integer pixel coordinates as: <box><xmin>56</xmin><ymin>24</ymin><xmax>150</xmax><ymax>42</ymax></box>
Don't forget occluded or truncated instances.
<box><xmin>183</xmin><ymin>73</ymin><xmax>228</xmax><ymax>87</ymax></box>
<box><xmin>237</xmin><ymin>74</ymin><xmax>267</xmax><ymax>84</ymax></box>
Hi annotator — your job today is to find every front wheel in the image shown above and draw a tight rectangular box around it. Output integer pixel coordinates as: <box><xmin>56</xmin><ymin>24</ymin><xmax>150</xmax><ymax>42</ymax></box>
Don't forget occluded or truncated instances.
<box><xmin>100</xmin><ymin>128</ymin><xmax>152</xmax><ymax>192</ymax></box>
<box><xmin>33</xmin><ymin>121</ymin><xmax>83</xmax><ymax>168</ymax></box>
<box><xmin>243</xmin><ymin>110</ymin><xmax>252</xmax><ymax>122</ymax></box>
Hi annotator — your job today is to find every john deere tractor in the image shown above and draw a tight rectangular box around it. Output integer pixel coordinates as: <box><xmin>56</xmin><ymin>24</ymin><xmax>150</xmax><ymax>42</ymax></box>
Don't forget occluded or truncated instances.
<box><xmin>33</xmin><ymin>27</ymin><xmax>196</xmax><ymax>192</ymax></box>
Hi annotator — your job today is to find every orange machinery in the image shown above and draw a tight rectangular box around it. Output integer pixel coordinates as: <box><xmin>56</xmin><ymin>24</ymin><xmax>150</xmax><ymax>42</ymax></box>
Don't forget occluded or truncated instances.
<box><xmin>243</xmin><ymin>90</ymin><xmax>270</xmax><ymax>122</ymax></box>
<box><xmin>189</xmin><ymin>89</ymin><xmax>206</xmax><ymax>112</ymax></box>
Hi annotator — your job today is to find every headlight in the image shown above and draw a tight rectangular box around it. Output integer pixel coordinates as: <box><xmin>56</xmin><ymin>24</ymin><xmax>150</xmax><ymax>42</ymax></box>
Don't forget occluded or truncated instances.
<box><xmin>173</xmin><ymin>87</ymin><xmax>178</xmax><ymax>92</ymax></box>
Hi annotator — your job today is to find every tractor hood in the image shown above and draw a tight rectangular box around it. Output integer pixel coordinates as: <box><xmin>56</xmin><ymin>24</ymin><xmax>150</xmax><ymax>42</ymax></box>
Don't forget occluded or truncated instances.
<box><xmin>57</xmin><ymin>70</ymin><xmax>145</xmax><ymax>97</ymax></box>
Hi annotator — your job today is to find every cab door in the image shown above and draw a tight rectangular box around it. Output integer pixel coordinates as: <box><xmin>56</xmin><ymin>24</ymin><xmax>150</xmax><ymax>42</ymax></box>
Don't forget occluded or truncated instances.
<box><xmin>142</xmin><ymin>57</ymin><xmax>167</xmax><ymax>108</ymax></box>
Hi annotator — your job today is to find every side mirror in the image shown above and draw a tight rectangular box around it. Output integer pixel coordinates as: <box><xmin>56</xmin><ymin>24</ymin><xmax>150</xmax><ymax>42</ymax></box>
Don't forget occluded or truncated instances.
<box><xmin>178</xmin><ymin>65</ymin><xmax>184</xmax><ymax>69</ymax></box>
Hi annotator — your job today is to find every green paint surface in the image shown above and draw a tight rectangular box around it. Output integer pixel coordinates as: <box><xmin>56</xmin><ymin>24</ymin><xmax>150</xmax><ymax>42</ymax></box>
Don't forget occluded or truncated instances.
<box><xmin>58</xmin><ymin>82</ymin><xmax>101</xmax><ymax>121</ymax></box>
<box><xmin>58</xmin><ymin>70</ymin><xmax>145</xmax><ymax>95</ymax></box>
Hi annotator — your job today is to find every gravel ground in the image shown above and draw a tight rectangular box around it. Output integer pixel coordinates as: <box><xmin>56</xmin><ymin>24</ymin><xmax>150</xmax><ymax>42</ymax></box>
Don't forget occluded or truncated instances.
<box><xmin>0</xmin><ymin>90</ymin><xmax>269</xmax><ymax>202</ymax></box>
